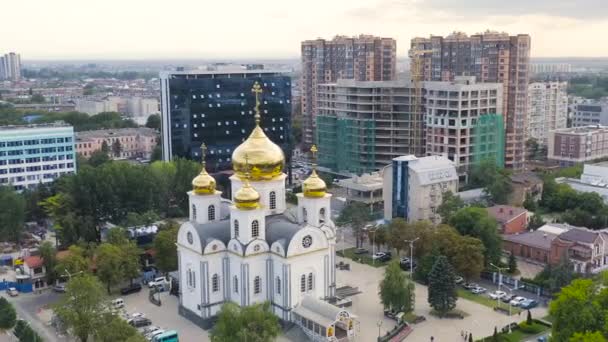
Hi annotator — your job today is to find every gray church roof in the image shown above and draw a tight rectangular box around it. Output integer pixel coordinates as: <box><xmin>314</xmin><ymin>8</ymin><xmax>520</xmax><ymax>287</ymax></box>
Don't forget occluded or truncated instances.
<box><xmin>193</xmin><ymin>213</ymin><xmax>303</xmax><ymax>250</ymax></box>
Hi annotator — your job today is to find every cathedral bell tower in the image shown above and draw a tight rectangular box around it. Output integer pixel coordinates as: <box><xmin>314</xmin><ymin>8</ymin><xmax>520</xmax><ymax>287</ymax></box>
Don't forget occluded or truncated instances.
<box><xmin>189</xmin><ymin>142</ymin><xmax>222</xmax><ymax>224</ymax></box>
<box><xmin>297</xmin><ymin>145</ymin><xmax>332</xmax><ymax>227</ymax></box>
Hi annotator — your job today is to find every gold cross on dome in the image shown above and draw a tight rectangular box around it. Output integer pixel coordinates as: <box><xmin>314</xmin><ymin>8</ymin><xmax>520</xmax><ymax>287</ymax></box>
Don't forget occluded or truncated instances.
<box><xmin>200</xmin><ymin>142</ymin><xmax>207</xmax><ymax>166</ymax></box>
<box><xmin>310</xmin><ymin>145</ymin><xmax>318</xmax><ymax>168</ymax></box>
<box><xmin>251</xmin><ymin>81</ymin><xmax>263</xmax><ymax>125</ymax></box>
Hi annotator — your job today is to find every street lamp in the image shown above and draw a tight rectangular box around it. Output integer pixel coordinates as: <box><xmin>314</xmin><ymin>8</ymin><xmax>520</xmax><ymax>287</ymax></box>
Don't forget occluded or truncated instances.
<box><xmin>370</xmin><ymin>227</ymin><xmax>378</xmax><ymax>265</ymax></box>
<box><xmin>489</xmin><ymin>263</ymin><xmax>508</xmax><ymax>309</ymax></box>
<box><xmin>376</xmin><ymin>320</ymin><xmax>383</xmax><ymax>338</ymax></box>
<box><xmin>403</xmin><ymin>238</ymin><xmax>419</xmax><ymax>277</ymax></box>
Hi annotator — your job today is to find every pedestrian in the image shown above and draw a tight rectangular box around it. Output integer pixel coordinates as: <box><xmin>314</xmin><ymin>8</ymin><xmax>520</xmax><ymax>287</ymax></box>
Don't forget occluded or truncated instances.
<box><xmin>430</xmin><ymin>336</ymin><xmax>434</xmax><ymax>342</ymax></box>
<box><xmin>461</xmin><ymin>330</ymin><xmax>464</xmax><ymax>339</ymax></box>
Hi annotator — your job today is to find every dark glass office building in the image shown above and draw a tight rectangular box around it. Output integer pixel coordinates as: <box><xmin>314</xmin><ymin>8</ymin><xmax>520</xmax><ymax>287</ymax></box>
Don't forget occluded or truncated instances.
<box><xmin>160</xmin><ymin>70</ymin><xmax>292</xmax><ymax>171</ymax></box>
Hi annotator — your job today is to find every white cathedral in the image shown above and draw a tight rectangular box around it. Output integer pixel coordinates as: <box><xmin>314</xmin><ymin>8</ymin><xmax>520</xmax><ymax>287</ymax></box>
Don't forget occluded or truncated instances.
<box><xmin>176</xmin><ymin>83</ymin><xmax>354</xmax><ymax>340</ymax></box>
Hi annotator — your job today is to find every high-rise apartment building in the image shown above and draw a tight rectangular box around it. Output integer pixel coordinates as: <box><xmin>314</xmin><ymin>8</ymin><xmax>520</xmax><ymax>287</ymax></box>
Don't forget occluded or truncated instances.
<box><xmin>571</xmin><ymin>100</ymin><xmax>608</xmax><ymax>127</ymax></box>
<box><xmin>301</xmin><ymin>35</ymin><xmax>397</xmax><ymax>145</ymax></box>
<box><xmin>160</xmin><ymin>69</ymin><xmax>291</xmax><ymax>171</ymax></box>
<box><xmin>424</xmin><ymin>76</ymin><xmax>505</xmax><ymax>182</ymax></box>
<box><xmin>527</xmin><ymin>82</ymin><xmax>568</xmax><ymax>146</ymax></box>
<box><xmin>0</xmin><ymin>52</ymin><xmax>22</xmax><ymax>81</ymax></box>
<box><xmin>411</xmin><ymin>31</ymin><xmax>531</xmax><ymax>170</ymax></box>
<box><xmin>0</xmin><ymin>123</ymin><xmax>76</xmax><ymax>191</ymax></box>
<box><xmin>315</xmin><ymin>79</ymin><xmax>422</xmax><ymax>174</ymax></box>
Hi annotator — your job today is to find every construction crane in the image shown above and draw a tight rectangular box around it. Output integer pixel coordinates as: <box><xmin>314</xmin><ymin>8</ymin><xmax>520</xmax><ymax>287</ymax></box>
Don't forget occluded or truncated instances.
<box><xmin>408</xmin><ymin>47</ymin><xmax>433</xmax><ymax>157</ymax></box>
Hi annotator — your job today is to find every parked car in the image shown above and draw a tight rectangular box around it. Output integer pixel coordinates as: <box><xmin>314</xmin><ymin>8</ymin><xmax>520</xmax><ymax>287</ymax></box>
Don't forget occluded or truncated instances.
<box><xmin>121</xmin><ymin>283</ymin><xmax>142</xmax><ymax>295</ymax></box>
<box><xmin>520</xmin><ymin>299</ymin><xmax>539</xmax><ymax>309</ymax></box>
<box><xmin>501</xmin><ymin>322</ymin><xmax>518</xmax><ymax>333</ymax></box>
<box><xmin>148</xmin><ymin>276</ymin><xmax>169</xmax><ymax>288</ymax></box>
<box><xmin>372</xmin><ymin>252</ymin><xmax>391</xmax><ymax>262</ymax></box>
<box><xmin>7</xmin><ymin>288</ymin><xmax>18</xmax><ymax>297</ymax></box>
<box><xmin>462</xmin><ymin>282</ymin><xmax>478</xmax><ymax>290</ymax></box>
<box><xmin>129</xmin><ymin>317</ymin><xmax>152</xmax><ymax>328</ymax></box>
<box><xmin>53</xmin><ymin>284</ymin><xmax>66</xmax><ymax>293</ymax></box>
<box><xmin>146</xmin><ymin>329</ymin><xmax>166</xmax><ymax>341</ymax></box>
<box><xmin>509</xmin><ymin>296</ymin><xmax>527</xmax><ymax>307</ymax></box>
<box><xmin>502</xmin><ymin>294</ymin><xmax>517</xmax><ymax>303</ymax></box>
<box><xmin>141</xmin><ymin>326</ymin><xmax>161</xmax><ymax>335</ymax></box>
<box><xmin>353</xmin><ymin>248</ymin><xmax>368</xmax><ymax>255</ymax></box>
<box><xmin>383</xmin><ymin>309</ymin><xmax>400</xmax><ymax>320</ymax></box>
<box><xmin>471</xmin><ymin>287</ymin><xmax>487</xmax><ymax>294</ymax></box>
<box><xmin>399</xmin><ymin>257</ymin><xmax>417</xmax><ymax>270</ymax></box>
<box><xmin>454</xmin><ymin>276</ymin><xmax>464</xmax><ymax>284</ymax></box>
<box><xmin>488</xmin><ymin>290</ymin><xmax>507</xmax><ymax>300</ymax></box>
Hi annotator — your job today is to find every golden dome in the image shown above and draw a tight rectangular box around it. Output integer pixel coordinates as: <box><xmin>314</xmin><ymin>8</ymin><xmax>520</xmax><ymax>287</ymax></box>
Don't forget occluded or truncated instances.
<box><xmin>231</xmin><ymin>81</ymin><xmax>285</xmax><ymax>181</ymax></box>
<box><xmin>303</xmin><ymin>170</ymin><xmax>327</xmax><ymax>198</ymax></box>
<box><xmin>234</xmin><ymin>180</ymin><xmax>260</xmax><ymax>210</ymax></box>
<box><xmin>192</xmin><ymin>143</ymin><xmax>216</xmax><ymax>195</ymax></box>
<box><xmin>303</xmin><ymin>145</ymin><xmax>327</xmax><ymax>198</ymax></box>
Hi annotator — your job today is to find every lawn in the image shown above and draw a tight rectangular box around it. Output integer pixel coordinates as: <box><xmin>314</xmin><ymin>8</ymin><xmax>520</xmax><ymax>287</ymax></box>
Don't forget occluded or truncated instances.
<box><xmin>457</xmin><ymin>289</ymin><xmax>523</xmax><ymax>315</ymax></box>
<box><xmin>476</xmin><ymin>321</ymin><xmax>550</xmax><ymax>342</ymax></box>
<box><xmin>337</xmin><ymin>247</ymin><xmax>391</xmax><ymax>268</ymax></box>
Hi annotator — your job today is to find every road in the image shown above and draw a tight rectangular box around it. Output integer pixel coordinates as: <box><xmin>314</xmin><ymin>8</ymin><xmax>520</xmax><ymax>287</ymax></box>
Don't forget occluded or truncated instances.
<box><xmin>4</xmin><ymin>290</ymin><xmax>64</xmax><ymax>342</ymax></box>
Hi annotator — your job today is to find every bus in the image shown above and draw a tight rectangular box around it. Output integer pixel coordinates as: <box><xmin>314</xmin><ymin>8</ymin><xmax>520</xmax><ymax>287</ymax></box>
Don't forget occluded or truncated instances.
<box><xmin>152</xmin><ymin>330</ymin><xmax>178</xmax><ymax>342</ymax></box>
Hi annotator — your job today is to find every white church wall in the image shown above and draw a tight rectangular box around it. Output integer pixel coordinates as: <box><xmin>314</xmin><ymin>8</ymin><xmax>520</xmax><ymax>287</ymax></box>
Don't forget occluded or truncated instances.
<box><xmin>230</xmin><ymin>175</ymin><xmax>287</xmax><ymax>215</ymax></box>
<box><xmin>178</xmin><ymin>247</ymin><xmax>203</xmax><ymax>318</ymax></box>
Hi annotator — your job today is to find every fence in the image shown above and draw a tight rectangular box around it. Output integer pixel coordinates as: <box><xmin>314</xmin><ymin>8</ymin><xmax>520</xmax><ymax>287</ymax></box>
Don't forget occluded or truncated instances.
<box><xmin>0</xmin><ymin>280</ymin><xmax>33</xmax><ymax>293</ymax></box>
<box><xmin>487</xmin><ymin>272</ymin><xmax>551</xmax><ymax>298</ymax></box>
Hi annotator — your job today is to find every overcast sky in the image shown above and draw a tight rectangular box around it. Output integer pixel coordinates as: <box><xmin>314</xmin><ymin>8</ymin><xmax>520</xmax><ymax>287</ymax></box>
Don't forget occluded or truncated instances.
<box><xmin>1</xmin><ymin>0</ymin><xmax>607</xmax><ymax>59</ymax></box>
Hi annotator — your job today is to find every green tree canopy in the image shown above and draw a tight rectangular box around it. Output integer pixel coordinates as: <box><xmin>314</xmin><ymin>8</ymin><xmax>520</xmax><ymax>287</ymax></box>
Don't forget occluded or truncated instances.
<box><xmin>469</xmin><ymin>159</ymin><xmax>512</xmax><ymax>204</ymax></box>
<box><xmin>427</xmin><ymin>255</ymin><xmax>458</xmax><ymax>317</ymax></box>
<box><xmin>449</xmin><ymin>207</ymin><xmax>501</xmax><ymax>265</ymax></box>
<box><xmin>0</xmin><ymin>186</ymin><xmax>26</xmax><ymax>242</ymax></box>
<box><xmin>55</xmin><ymin>245</ymin><xmax>89</xmax><ymax>277</ymax></box>
<box><xmin>570</xmin><ymin>331</ymin><xmax>608</xmax><ymax>342</ymax></box>
<box><xmin>54</xmin><ymin>274</ymin><xmax>108</xmax><ymax>342</ymax></box>
<box><xmin>379</xmin><ymin>260</ymin><xmax>415</xmax><ymax>313</ymax></box>
<box><xmin>211</xmin><ymin>302</ymin><xmax>280</xmax><ymax>342</ymax></box>
<box><xmin>154</xmin><ymin>223</ymin><xmax>179</xmax><ymax>273</ymax></box>
<box><xmin>336</xmin><ymin>202</ymin><xmax>373</xmax><ymax>248</ymax></box>
<box><xmin>437</xmin><ymin>191</ymin><xmax>465</xmax><ymax>223</ymax></box>
<box><xmin>96</xmin><ymin>243</ymin><xmax>124</xmax><ymax>294</ymax></box>
<box><xmin>550</xmin><ymin>279</ymin><xmax>604</xmax><ymax>341</ymax></box>
<box><xmin>0</xmin><ymin>297</ymin><xmax>17</xmax><ymax>331</ymax></box>
<box><xmin>145</xmin><ymin>114</ymin><xmax>161</xmax><ymax>130</ymax></box>
<box><xmin>94</xmin><ymin>313</ymin><xmax>147</xmax><ymax>342</ymax></box>
<box><xmin>40</xmin><ymin>241</ymin><xmax>58</xmax><ymax>284</ymax></box>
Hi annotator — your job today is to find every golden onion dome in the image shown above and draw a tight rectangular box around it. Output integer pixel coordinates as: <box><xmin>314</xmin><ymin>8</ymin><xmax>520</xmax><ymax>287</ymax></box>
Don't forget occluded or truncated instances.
<box><xmin>192</xmin><ymin>143</ymin><xmax>216</xmax><ymax>195</ymax></box>
<box><xmin>303</xmin><ymin>169</ymin><xmax>327</xmax><ymax>198</ymax></box>
<box><xmin>231</xmin><ymin>81</ymin><xmax>285</xmax><ymax>181</ymax></box>
<box><xmin>234</xmin><ymin>181</ymin><xmax>260</xmax><ymax>210</ymax></box>
<box><xmin>303</xmin><ymin>145</ymin><xmax>326</xmax><ymax>198</ymax></box>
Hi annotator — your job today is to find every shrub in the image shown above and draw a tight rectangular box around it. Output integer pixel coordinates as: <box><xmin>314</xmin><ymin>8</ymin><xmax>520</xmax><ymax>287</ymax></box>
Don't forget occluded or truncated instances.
<box><xmin>518</xmin><ymin>322</ymin><xmax>544</xmax><ymax>334</ymax></box>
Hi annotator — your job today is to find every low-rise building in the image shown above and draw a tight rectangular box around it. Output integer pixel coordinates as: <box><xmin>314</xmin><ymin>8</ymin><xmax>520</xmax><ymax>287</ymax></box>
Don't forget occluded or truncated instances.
<box><xmin>383</xmin><ymin>155</ymin><xmax>458</xmax><ymax>224</ymax></box>
<box><xmin>75</xmin><ymin>127</ymin><xmax>158</xmax><ymax>160</ymax></box>
<box><xmin>336</xmin><ymin>172</ymin><xmax>384</xmax><ymax>215</ymax></box>
<box><xmin>0</xmin><ymin>123</ymin><xmax>76</xmax><ymax>191</ymax></box>
<box><xmin>571</xmin><ymin>100</ymin><xmax>608</xmax><ymax>127</ymax></box>
<box><xmin>509</xmin><ymin>172</ymin><xmax>543</xmax><ymax>206</ymax></box>
<box><xmin>23</xmin><ymin>255</ymin><xmax>46</xmax><ymax>289</ymax></box>
<box><xmin>556</xmin><ymin>162</ymin><xmax>608</xmax><ymax>203</ymax></box>
<box><xmin>547</xmin><ymin>126</ymin><xmax>608</xmax><ymax>166</ymax></box>
<box><xmin>503</xmin><ymin>223</ymin><xmax>608</xmax><ymax>274</ymax></box>
<box><xmin>486</xmin><ymin>205</ymin><xmax>528</xmax><ymax>235</ymax></box>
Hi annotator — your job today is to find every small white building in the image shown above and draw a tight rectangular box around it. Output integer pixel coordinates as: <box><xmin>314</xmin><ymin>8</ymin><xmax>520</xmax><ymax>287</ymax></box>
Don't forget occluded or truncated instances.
<box><xmin>383</xmin><ymin>155</ymin><xmax>458</xmax><ymax>224</ymax></box>
<box><xmin>176</xmin><ymin>86</ymin><xmax>355</xmax><ymax>340</ymax></box>
<box><xmin>556</xmin><ymin>162</ymin><xmax>608</xmax><ymax>203</ymax></box>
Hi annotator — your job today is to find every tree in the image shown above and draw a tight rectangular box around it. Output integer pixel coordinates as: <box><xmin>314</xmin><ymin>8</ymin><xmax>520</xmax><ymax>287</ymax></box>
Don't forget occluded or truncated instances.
<box><xmin>528</xmin><ymin>213</ymin><xmax>545</xmax><ymax>231</ymax></box>
<box><xmin>449</xmin><ymin>207</ymin><xmax>502</xmax><ymax>265</ymax></box>
<box><xmin>508</xmin><ymin>253</ymin><xmax>518</xmax><ymax>274</ymax></box>
<box><xmin>0</xmin><ymin>297</ymin><xmax>16</xmax><ymax>331</ymax></box>
<box><xmin>368</xmin><ymin>227</ymin><xmax>387</xmax><ymax>251</ymax></box>
<box><xmin>145</xmin><ymin>114</ymin><xmax>161</xmax><ymax>130</ymax></box>
<box><xmin>427</xmin><ymin>255</ymin><xmax>457</xmax><ymax>317</ymax></box>
<box><xmin>154</xmin><ymin>224</ymin><xmax>179</xmax><ymax>273</ymax></box>
<box><xmin>0</xmin><ymin>186</ymin><xmax>26</xmax><ymax>242</ymax></box>
<box><xmin>336</xmin><ymin>202</ymin><xmax>372</xmax><ymax>248</ymax></box>
<box><xmin>469</xmin><ymin>159</ymin><xmax>512</xmax><ymax>204</ymax></box>
<box><xmin>112</xmin><ymin>140</ymin><xmax>122</xmax><ymax>158</ymax></box>
<box><xmin>379</xmin><ymin>260</ymin><xmax>415</xmax><ymax>313</ymax></box>
<box><xmin>523</xmin><ymin>193</ymin><xmax>538</xmax><ymax>212</ymax></box>
<box><xmin>450</xmin><ymin>235</ymin><xmax>485</xmax><ymax>281</ymax></box>
<box><xmin>526</xmin><ymin>309</ymin><xmax>533</xmax><ymax>325</ymax></box>
<box><xmin>31</xmin><ymin>93</ymin><xmax>45</xmax><ymax>103</ymax></box>
<box><xmin>96</xmin><ymin>243</ymin><xmax>124</xmax><ymax>294</ymax></box>
<box><xmin>94</xmin><ymin>313</ymin><xmax>146</xmax><ymax>342</ymax></box>
<box><xmin>40</xmin><ymin>241</ymin><xmax>58</xmax><ymax>284</ymax></box>
<box><xmin>55</xmin><ymin>245</ymin><xmax>89</xmax><ymax>276</ymax></box>
<box><xmin>54</xmin><ymin>274</ymin><xmax>108</xmax><ymax>342</ymax></box>
<box><xmin>570</xmin><ymin>332</ymin><xmax>607</xmax><ymax>342</ymax></box>
<box><xmin>88</xmin><ymin>150</ymin><xmax>111</xmax><ymax>167</ymax></box>
<box><xmin>437</xmin><ymin>191</ymin><xmax>465</xmax><ymax>223</ymax></box>
<box><xmin>550</xmin><ymin>279</ymin><xmax>603</xmax><ymax>341</ymax></box>
<box><xmin>211</xmin><ymin>302</ymin><xmax>280</xmax><ymax>342</ymax></box>
<box><xmin>14</xmin><ymin>320</ymin><xmax>42</xmax><ymax>342</ymax></box>
<box><xmin>151</xmin><ymin>146</ymin><xmax>162</xmax><ymax>162</ymax></box>
<box><xmin>101</xmin><ymin>141</ymin><xmax>110</xmax><ymax>154</ymax></box>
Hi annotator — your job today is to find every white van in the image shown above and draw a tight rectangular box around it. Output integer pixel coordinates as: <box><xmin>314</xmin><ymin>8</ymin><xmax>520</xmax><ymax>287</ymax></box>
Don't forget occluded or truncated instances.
<box><xmin>111</xmin><ymin>298</ymin><xmax>125</xmax><ymax>309</ymax></box>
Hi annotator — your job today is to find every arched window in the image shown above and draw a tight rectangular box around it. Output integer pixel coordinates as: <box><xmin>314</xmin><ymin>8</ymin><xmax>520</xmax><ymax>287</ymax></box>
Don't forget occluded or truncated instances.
<box><xmin>269</xmin><ymin>191</ymin><xmax>277</xmax><ymax>210</ymax></box>
<box><xmin>208</xmin><ymin>205</ymin><xmax>216</xmax><ymax>221</ymax></box>
<box><xmin>254</xmin><ymin>276</ymin><xmax>261</xmax><ymax>294</ymax></box>
<box><xmin>234</xmin><ymin>220</ymin><xmax>239</xmax><ymax>238</ymax></box>
<box><xmin>303</xmin><ymin>208</ymin><xmax>308</xmax><ymax>223</ymax></box>
<box><xmin>233</xmin><ymin>276</ymin><xmax>239</xmax><ymax>293</ymax></box>
<box><xmin>308</xmin><ymin>273</ymin><xmax>313</xmax><ymax>290</ymax></box>
<box><xmin>276</xmin><ymin>277</ymin><xmax>281</xmax><ymax>295</ymax></box>
<box><xmin>192</xmin><ymin>204</ymin><xmax>197</xmax><ymax>220</ymax></box>
<box><xmin>252</xmin><ymin>220</ymin><xmax>259</xmax><ymax>238</ymax></box>
<box><xmin>319</xmin><ymin>208</ymin><xmax>326</xmax><ymax>224</ymax></box>
<box><xmin>300</xmin><ymin>275</ymin><xmax>306</xmax><ymax>293</ymax></box>
<box><xmin>212</xmin><ymin>274</ymin><xmax>219</xmax><ymax>292</ymax></box>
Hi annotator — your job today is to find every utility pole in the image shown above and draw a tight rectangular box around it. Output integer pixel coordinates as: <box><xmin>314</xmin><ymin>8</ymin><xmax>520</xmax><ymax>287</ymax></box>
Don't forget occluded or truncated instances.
<box><xmin>404</xmin><ymin>238</ymin><xmax>419</xmax><ymax>277</ymax></box>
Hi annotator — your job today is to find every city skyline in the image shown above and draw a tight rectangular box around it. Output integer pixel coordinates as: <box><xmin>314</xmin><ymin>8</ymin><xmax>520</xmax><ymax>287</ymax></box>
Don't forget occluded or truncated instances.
<box><xmin>1</xmin><ymin>0</ymin><xmax>607</xmax><ymax>59</ymax></box>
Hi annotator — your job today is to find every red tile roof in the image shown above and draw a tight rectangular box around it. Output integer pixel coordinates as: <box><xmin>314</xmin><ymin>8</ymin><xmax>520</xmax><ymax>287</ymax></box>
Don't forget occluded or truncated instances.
<box><xmin>24</xmin><ymin>255</ymin><xmax>43</xmax><ymax>269</ymax></box>
<box><xmin>486</xmin><ymin>205</ymin><xmax>527</xmax><ymax>224</ymax></box>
